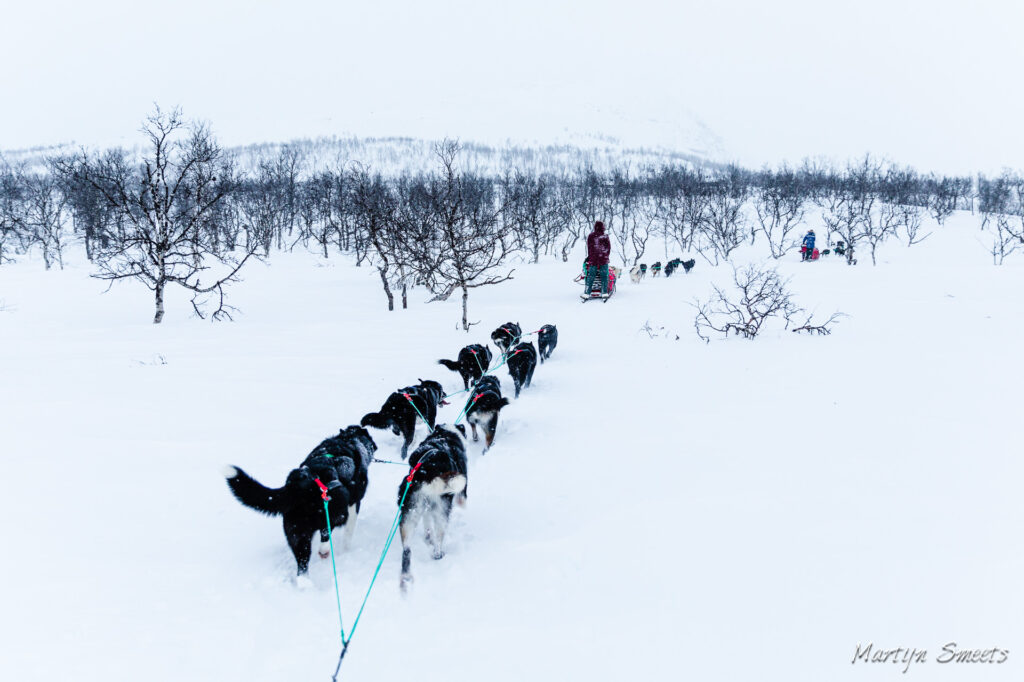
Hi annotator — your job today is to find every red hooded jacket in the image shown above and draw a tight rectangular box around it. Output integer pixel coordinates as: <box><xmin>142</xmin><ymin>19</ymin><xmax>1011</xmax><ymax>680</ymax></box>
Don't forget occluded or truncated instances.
<box><xmin>586</xmin><ymin>223</ymin><xmax>611</xmax><ymax>266</ymax></box>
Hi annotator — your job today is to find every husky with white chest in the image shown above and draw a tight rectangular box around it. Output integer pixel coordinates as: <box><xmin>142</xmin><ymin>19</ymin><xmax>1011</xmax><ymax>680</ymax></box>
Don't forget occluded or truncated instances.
<box><xmin>490</xmin><ymin>322</ymin><xmax>522</xmax><ymax>355</ymax></box>
<box><xmin>224</xmin><ymin>425</ymin><xmax>377</xmax><ymax>576</ymax></box>
<box><xmin>464</xmin><ymin>375</ymin><xmax>510</xmax><ymax>450</ymax></box>
<box><xmin>398</xmin><ymin>424</ymin><xmax>468</xmax><ymax>592</ymax></box>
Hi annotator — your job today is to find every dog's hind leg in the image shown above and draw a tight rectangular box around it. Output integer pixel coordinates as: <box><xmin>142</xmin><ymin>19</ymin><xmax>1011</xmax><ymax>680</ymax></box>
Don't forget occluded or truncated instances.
<box><xmin>428</xmin><ymin>501</ymin><xmax>451</xmax><ymax>560</ymax></box>
<box><xmin>484</xmin><ymin>414</ymin><xmax>498</xmax><ymax>451</ymax></box>
<box><xmin>343</xmin><ymin>505</ymin><xmax>358</xmax><ymax>550</ymax></box>
<box><xmin>400</xmin><ymin>416</ymin><xmax>416</xmax><ymax>459</ymax></box>
<box><xmin>318</xmin><ymin>529</ymin><xmax>331</xmax><ymax>559</ymax></box>
<box><xmin>399</xmin><ymin>514</ymin><xmax>418</xmax><ymax>593</ymax></box>
<box><xmin>469</xmin><ymin>421</ymin><xmax>479</xmax><ymax>442</ymax></box>
<box><xmin>284</xmin><ymin>518</ymin><xmax>313</xmax><ymax>576</ymax></box>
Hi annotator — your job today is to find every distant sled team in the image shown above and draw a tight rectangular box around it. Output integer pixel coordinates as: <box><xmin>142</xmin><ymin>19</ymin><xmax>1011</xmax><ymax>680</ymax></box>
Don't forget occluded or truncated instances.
<box><xmin>576</xmin><ymin>217</ymin><xmax>697</xmax><ymax>298</ymax></box>
<box><xmin>224</xmin><ymin>319</ymin><xmax>559</xmax><ymax>587</ymax></box>
<box><xmin>630</xmin><ymin>257</ymin><xmax>694</xmax><ymax>283</ymax></box>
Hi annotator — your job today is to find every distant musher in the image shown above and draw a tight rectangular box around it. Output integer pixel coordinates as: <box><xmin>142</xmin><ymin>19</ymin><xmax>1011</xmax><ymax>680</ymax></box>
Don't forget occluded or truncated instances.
<box><xmin>801</xmin><ymin>229</ymin><xmax>816</xmax><ymax>261</ymax></box>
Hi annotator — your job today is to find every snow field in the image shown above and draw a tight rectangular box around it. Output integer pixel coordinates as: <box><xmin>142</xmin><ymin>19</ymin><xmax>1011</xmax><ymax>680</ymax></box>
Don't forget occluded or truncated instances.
<box><xmin>0</xmin><ymin>209</ymin><xmax>1021</xmax><ymax>681</ymax></box>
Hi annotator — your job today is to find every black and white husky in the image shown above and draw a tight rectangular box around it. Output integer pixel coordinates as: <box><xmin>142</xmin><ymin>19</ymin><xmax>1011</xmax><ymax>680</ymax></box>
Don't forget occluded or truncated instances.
<box><xmin>490</xmin><ymin>321</ymin><xmax>522</xmax><ymax>355</ymax></box>
<box><xmin>464</xmin><ymin>375</ymin><xmax>510</xmax><ymax>450</ymax></box>
<box><xmin>399</xmin><ymin>424</ymin><xmax>468</xmax><ymax>592</ymax></box>
<box><xmin>224</xmin><ymin>425</ymin><xmax>377</xmax><ymax>576</ymax></box>
<box><xmin>438</xmin><ymin>344</ymin><xmax>492</xmax><ymax>390</ymax></box>
<box><xmin>361</xmin><ymin>379</ymin><xmax>447</xmax><ymax>459</ymax></box>
<box><xmin>506</xmin><ymin>341</ymin><xmax>537</xmax><ymax>398</ymax></box>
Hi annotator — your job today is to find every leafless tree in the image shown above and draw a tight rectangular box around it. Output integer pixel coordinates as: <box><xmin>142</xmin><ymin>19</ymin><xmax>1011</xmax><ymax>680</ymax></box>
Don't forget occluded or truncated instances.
<box><xmin>696</xmin><ymin>177</ymin><xmax>747</xmax><ymax>265</ymax></box>
<box><xmin>22</xmin><ymin>165</ymin><xmax>69</xmax><ymax>270</ymax></box>
<box><xmin>753</xmin><ymin>165</ymin><xmax>806</xmax><ymax>258</ymax></box>
<box><xmin>0</xmin><ymin>158</ymin><xmax>27</xmax><ymax>265</ymax></box>
<box><xmin>350</xmin><ymin>167</ymin><xmax>406</xmax><ymax>310</ymax></box>
<box><xmin>977</xmin><ymin>173</ymin><xmax>1020</xmax><ymax>265</ymax></box>
<box><xmin>607</xmin><ymin>168</ymin><xmax>658</xmax><ymax>267</ymax></box>
<box><xmin>500</xmin><ymin>169</ymin><xmax>562</xmax><ymax>263</ymax></box>
<box><xmin>558</xmin><ymin>167</ymin><xmax>611</xmax><ymax>263</ymax></box>
<box><xmin>66</xmin><ymin>106</ymin><xmax>258</xmax><ymax>322</ymax></box>
<box><xmin>409</xmin><ymin>141</ymin><xmax>515</xmax><ymax>331</ymax></box>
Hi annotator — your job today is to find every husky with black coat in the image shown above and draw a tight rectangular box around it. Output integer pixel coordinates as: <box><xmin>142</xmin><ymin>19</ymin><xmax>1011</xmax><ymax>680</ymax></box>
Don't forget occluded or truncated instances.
<box><xmin>537</xmin><ymin>324</ymin><xmax>558</xmax><ymax>363</ymax></box>
<box><xmin>464</xmin><ymin>375</ymin><xmax>510</xmax><ymax>450</ymax></box>
<box><xmin>490</xmin><ymin>321</ymin><xmax>522</xmax><ymax>355</ymax></box>
<box><xmin>223</xmin><ymin>425</ymin><xmax>377</xmax><ymax>576</ymax></box>
<box><xmin>506</xmin><ymin>341</ymin><xmax>537</xmax><ymax>398</ymax></box>
<box><xmin>398</xmin><ymin>424</ymin><xmax>468</xmax><ymax>591</ymax></box>
<box><xmin>361</xmin><ymin>379</ymin><xmax>447</xmax><ymax>459</ymax></box>
<box><xmin>438</xmin><ymin>344</ymin><xmax>492</xmax><ymax>390</ymax></box>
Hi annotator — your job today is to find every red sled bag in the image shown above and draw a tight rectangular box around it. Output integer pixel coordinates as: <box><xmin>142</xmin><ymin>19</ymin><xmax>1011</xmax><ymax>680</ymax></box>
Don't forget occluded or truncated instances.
<box><xmin>812</xmin><ymin>248</ymin><xmax>820</xmax><ymax>260</ymax></box>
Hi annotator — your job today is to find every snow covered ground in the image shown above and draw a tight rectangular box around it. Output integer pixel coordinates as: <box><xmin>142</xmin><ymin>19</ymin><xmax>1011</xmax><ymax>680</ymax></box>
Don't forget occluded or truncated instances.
<box><xmin>1</xmin><ymin>211</ymin><xmax>1021</xmax><ymax>681</ymax></box>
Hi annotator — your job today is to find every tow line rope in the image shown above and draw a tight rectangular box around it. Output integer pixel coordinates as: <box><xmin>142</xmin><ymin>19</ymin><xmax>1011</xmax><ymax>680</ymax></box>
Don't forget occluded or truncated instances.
<box><xmin>323</xmin><ymin>461</ymin><xmax>423</xmax><ymax>681</ymax></box>
<box><xmin>315</xmin><ymin>478</ymin><xmax>346</xmax><ymax>645</ymax></box>
<box><xmin>371</xmin><ymin>457</ymin><xmax>406</xmax><ymax>466</ymax></box>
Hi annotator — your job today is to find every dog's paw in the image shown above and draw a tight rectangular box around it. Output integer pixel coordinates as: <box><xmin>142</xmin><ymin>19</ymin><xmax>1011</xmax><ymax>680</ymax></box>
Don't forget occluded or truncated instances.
<box><xmin>295</xmin><ymin>575</ymin><xmax>314</xmax><ymax>590</ymax></box>
<box><xmin>318</xmin><ymin>543</ymin><xmax>331</xmax><ymax>560</ymax></box>
<box><xmin>432</xmin><ymin>549</ymin><xmax>445</xmax><ymax>561</ymax></box>
<box><xmin>400</xmin><ymin>573</ymin><xmax>413</xmax><ymax>594</ymax></box>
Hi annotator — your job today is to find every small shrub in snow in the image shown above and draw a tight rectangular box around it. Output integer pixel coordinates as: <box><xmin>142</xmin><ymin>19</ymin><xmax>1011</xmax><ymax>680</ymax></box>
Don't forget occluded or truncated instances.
<box><xmin>692</xmin><ymin>264</ymin><xmax>842</xmax><ymax>342</ymax></box>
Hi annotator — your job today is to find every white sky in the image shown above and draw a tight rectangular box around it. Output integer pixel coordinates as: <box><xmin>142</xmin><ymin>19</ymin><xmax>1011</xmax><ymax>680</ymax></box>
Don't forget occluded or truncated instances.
<box><xmin>2</xmin><ymin>0</ymin><xmax>1021</xmax><ymax>174</ymax></box>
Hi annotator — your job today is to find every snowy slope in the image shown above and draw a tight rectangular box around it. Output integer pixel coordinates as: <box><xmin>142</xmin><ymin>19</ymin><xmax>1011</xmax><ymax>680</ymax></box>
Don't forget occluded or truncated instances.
<box><xmin>1</xmin><ymin>211</ymin><xmax>1022</xmax><ymax>681</ymax></box>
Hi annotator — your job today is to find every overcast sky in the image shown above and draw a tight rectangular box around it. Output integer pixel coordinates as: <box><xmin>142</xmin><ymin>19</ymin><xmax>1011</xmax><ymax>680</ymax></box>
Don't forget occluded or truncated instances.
<box><xmin>2</xmin><ymin>0</ymin><xmax>1021</xmax><ymax>174</ymax></box>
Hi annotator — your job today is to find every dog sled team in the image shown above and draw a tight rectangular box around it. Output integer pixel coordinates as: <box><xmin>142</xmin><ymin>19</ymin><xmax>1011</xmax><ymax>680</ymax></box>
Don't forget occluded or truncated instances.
<box><xmin>579</xmin><ymin>220</ymin><xmax>696</xmax><ymax>301</ymax></box>
<box><xmin>224</xmin><ymin>321</ymin><xmax>558</xmax><ymax>591</ymax></box>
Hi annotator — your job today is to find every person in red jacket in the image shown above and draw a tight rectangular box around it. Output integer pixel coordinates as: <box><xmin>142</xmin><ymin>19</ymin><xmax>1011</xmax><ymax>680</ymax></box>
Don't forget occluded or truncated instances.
<box><xmin>584</xmin><ymin>220</ymin><xmax>612</xmax><ymax>295</ymax></box>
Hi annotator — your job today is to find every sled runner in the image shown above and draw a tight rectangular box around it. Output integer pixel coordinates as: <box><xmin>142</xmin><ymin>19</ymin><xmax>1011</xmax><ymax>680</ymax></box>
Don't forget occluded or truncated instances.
<box><xmin>575</xmin><ymin>260</ymin><xmax>617</xmax><ymax>302</ymax></box>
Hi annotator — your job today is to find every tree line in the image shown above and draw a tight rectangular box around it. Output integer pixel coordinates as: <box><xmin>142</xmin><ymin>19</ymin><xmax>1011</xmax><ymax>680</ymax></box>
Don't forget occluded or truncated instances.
<box><xmin>0</xmin><ymin>107</ymin><xmax>1019</xmax><ymax>325</ymax></box>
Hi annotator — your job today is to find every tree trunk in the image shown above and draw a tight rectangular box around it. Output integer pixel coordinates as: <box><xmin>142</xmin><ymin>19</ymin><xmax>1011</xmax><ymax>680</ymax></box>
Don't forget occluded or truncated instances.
<box><xmin>402</xmin><ymin>283</ymin><xmax>408</xmax><ymax>309</ymax></box>
<box><xmin>154</xmin><ymin>280</ymin><xmax>166</xmax><ymax>324</ymax></box>
<box><xmin>461</xmin><ymin>286</ymin><xmax>469</xmax><ymax>331</ymax></box>
<box><xmin>379</xmin><ymin>267</ymin><xmax>394</xmax><ymax>311</ymax></box>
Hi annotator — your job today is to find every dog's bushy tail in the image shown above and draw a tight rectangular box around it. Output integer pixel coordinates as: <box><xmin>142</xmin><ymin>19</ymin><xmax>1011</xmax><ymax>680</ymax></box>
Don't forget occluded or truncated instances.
<box><xmin>224</xmin><ymin>466</ymin><xmax>284</xmax><ymax>516</ymax></box>
<box><xmin>437</xmin><ymin>358</ymin><xmax>461</xmax><ymax>372</ymax></box>
<box><xmin>360</xmin><ymin>411</ymin><xmax>392</xmax><ymax>430</ymax></box>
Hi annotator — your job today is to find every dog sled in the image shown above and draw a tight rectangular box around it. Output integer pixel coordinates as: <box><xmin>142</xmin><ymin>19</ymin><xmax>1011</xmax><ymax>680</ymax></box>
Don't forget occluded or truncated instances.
<box><xmin>575</xmin><ymin>260</ymin><xmax>617</xmax><ymax>302</ymax></box>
